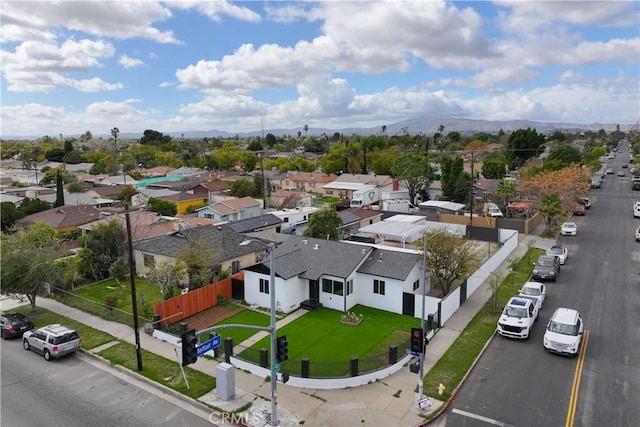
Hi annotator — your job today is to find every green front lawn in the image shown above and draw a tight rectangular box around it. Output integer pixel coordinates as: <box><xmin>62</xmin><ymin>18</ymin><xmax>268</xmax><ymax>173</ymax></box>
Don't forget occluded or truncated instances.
<box><xmin>201</xmin><ymin>309</ymin><xmax>271</xmax><ymax>345</ymax></box>
<box><xmin>59</xmin><ymin>277</ymin><xmax>162</xmax><ymax>324</ymax></box>
<box><xmin>237</xmin><ymin>305</ymin><xmax>415</xmax><ymax>377</ymax></box>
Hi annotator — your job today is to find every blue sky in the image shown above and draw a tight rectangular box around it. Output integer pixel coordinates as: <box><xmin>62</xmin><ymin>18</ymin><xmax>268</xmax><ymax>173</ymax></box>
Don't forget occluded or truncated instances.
<box><xmin>1</xmin><ymin>0</ymin><xmax>639</xmax><ymax>138</ymax></box>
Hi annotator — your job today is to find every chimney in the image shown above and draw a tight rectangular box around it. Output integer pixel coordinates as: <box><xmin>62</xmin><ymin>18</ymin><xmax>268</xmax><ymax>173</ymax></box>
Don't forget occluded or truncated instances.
<box><xmin>393</xmin><ymin>179</ymin><xmax>399</xmax><ymax>191</ymax></box>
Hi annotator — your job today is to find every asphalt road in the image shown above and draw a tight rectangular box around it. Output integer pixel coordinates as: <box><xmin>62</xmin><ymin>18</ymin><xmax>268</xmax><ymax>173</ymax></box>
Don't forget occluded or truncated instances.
<box><xmin>440</xmin><ymin>144</ymin><xmax>640</xmax><ymax>426</ymax></box>
<box><xmin>1</xmin><ymin>339</ymin><xmax>212</xmax><ymax>427</ymax></box>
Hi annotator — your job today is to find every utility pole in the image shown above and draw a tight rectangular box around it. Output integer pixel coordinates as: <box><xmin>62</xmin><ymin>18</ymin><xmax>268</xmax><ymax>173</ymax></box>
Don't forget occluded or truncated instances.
<box><xmin>125</xmin><ymin>205</ymin><xmax>143</xmax><ymax>371</ymax></box>
<box><xmin>468</xmin><ymin>151</ymin><xmax>475</xmax><ymax>235</ymax></box>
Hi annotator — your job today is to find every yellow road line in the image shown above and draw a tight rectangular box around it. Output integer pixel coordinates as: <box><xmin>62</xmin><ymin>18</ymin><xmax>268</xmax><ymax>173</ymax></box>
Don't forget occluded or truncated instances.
<box><xmin>566</xmin><ymin>329</ymin><xmax>589</xmax><ymax>427</ymax></box>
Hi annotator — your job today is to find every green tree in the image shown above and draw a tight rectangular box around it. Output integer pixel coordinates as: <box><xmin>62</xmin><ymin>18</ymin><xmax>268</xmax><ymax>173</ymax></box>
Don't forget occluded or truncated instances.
<box><xmin>177</xmin><ymin>240</ymin><xmax>216</xmax><ymax>289</ymax></box>
<box><xmin>18</xmin><ymin>197</ymin><xmax>51</xmax><ymax>217</ymax></box>
<box><xmin>441</xmin><ymin>156</ymin><xmax>464</xmax><ymax>201</ymax></box>
<box><xmin>77</xmin><ymin>220</ymin><xmax>126</xmax><ymax>280</ymax></box>
<box><xmin>494</xmin><ymin>179</ymin><xmax>516</xmax><ymax>209</ymax></box>
<box><xmin>544</xmin><ymin>145</ymin><xmax>581</xmax><ymax>170</ymax></box>
<box><xmin>147</xmin><ymin>198</ymin><xmax>177</xmax><ymax>216</ymax></box>
<box><xmin>230</xmin><ymin>178</ymin><xmax>256</xmax><ymax>197</ymax></box>
<box><xmin>147</xmin><ymin>259</ymin><xmax>187</xmax><ymax>300</ymax></box>
<box><xmin>420</xmin><ymin>229</ymin><xmax>480</xmax><ymax>298</ymax></box>
<box><xmin>67</xmin><ymin>182</ymin><xmax>85</xmax><ymax>193</ymax></box>
<box><xmin>504</xmin><ymin>128</ymin><xmax>546</xmax><ymax>169</ymax></box>
<box><xmin>1</xmin><ymin>202</ymin><xmax>21</xmax><ymax>231</ymax></box>
<box><xmin>391</xmin><ymin>151</ymin><xmax>431</xmax><ymax>204</ymax></box>
<box><xmin>481</xmin><ymin>159</ymin><xmax>507</xmax><ymax>179</ymax></box>
<box><xmin>538</xmin><ymin>194</ymin><xmax>562</xmax><ymax>232</ymax></box>
<box><xmin>0</xmin><ymin>222</ymin><xmax>64</xmax><ymax>309</ymax></box>
<box><xmin>53</xmin><ymin>169</ymin><xmax>65</xmax><ymax>208</ymax></box>
<box><xmin>303</xmin><ymin>208</ymin><xmax>342</xmax><ymax>240</ymax></box>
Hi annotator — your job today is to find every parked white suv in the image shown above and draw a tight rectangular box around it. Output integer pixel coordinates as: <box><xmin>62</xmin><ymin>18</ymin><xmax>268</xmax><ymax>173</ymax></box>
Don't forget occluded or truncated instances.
<box><xmin>497</xmin><ymin>297</ymin><xmax>537</xmax><ymax>340</ymax></box>
<box><xmin>633</xmin><ymin>202</ymin><xmax>640</xmax><ymax>218</ymax></box>
<box><xmin>543</xmin><ymin>308</ymin><xmax>584</xmax><ymax>356</ymax></box>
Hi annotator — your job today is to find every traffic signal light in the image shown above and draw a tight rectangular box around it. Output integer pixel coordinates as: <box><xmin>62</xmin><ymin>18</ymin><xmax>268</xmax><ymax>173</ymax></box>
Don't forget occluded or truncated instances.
<box><xmin>281</xmin><ymin>372</ymin><xmax>290</xmax><ymax>384</ymax></box>
<box><xmin>276</xmin><ymin>335</ymin><xmax>289</xmax><ymax>362</ymax></box>
<box><xmin>411</xmin><ymin>328</ymin><xmax>424</xmax><ymax>354</ymax></box>
<box><xmin>181</xmin><ymin>329</ymin><xmax>198</xmax><ymax>366</ymax></box>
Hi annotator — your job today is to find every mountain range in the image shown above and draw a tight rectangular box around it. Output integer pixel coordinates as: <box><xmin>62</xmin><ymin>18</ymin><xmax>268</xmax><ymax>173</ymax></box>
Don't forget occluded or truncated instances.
<box><xmin>162</xmin><ymin>116</ymin><xmax>636</xmax><ymax>140</ymax></box>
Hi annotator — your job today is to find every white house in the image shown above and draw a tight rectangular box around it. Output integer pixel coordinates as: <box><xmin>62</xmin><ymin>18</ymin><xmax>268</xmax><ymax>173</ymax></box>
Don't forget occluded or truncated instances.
<box><xmin>242</xmin><ymin>235</ymin><xmax>422</xmax><ymax>315</ymax></box>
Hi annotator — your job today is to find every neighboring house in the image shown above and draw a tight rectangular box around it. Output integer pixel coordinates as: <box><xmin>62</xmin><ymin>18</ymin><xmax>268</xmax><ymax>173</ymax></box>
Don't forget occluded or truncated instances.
<box><xmin>338</xmin><ymin>207</ymin><xmax>384</xmax><ymax>239</ymax></box>
<box><xmin>132</xmin><ymin>224</ymin><xmax>266</xmax><ymax>279</ymax></box>
<box><xmin>136</xmin><ymin>166</ymin><xmax>176</xmax><ymax>177</ymax></box>
<box><xmin>322</xmin><ymin>173</ymin><xmax>396</xmax><ymax>200</ymax></box>
<box><xmin>79</xmin><ymin>210</ymin><xmax>219</xmax><ymax>241</ymax></box>
<box><xmin>269</xmin><ymin>207</ymin><xmax>319</xmax><ymax>232</ymax></box>
<box><xmin>191</xmin><ymin>181</ymin><xmax>231</xmax><ymax>203</ymax></box>
<box><xmin>196</xmin><ymin>196</ymin><xmax>261</xmax><ymax>221</ymax></box>
<box><xmin>418</xmin><ymin>200</ymin><xmax>466</xmax><ymax>216</ymax></box>
<box><xmin>269</xmin><ymin>189</ymin><xmax>313</xmax><ymax>209</ymax></box>
<box><xmin>15</xmin><ymin>205</ymin><xmax>116</xmax><ymax>233</ymax></box>
<box><xmin>224</xmin><ymin>214</ymin><xmax>283</xmax><ymax>234</ymax></box>
<box><xmin>37</xmin><ymin>190</ymin><xmax>116</xmax><ymax>208</ymax></box>
<box><xmin>133</xmin><ymin>187</ymin><xmax>180</xmax><ymax>208</ymax></box>
<box><xmin>158</xmin><ymin>192</ymin><xmax>208</xmax><ymax>215</ymax></box>
<box><xmin>242</xmin><ymin>235</ymin><xmax>422</xmax><ymax>315</ymax></box>
<box><xmin>280</xmin><ymin>172</ymin><xmax>338</xmax><ymax>196</ymax></box>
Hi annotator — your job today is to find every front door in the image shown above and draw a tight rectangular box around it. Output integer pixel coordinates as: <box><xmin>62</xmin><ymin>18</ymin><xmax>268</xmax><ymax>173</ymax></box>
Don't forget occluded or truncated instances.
<box><xmin>402</xmin><ymin>292</ymin><xmax>415</xmax><ymax>316</ymax></box>
<box><xmin>309</xmin><ymin>280</ymin><xmax>319</xmax><ymax>302</ymax></box>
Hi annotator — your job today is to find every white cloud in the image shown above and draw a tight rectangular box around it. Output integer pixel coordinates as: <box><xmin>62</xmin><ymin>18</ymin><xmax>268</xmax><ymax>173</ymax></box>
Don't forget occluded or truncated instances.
<box><xmin>119</xmin><ymin>54</ymin><xmax>144</xmax><ymax>68</ymax></box>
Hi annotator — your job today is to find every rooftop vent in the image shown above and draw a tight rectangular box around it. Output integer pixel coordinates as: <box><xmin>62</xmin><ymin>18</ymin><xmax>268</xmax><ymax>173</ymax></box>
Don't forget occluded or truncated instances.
<box><xmin>313</xmin><ymin>244</ymin><xmax>319</xmax><ymax>250</ymax></box>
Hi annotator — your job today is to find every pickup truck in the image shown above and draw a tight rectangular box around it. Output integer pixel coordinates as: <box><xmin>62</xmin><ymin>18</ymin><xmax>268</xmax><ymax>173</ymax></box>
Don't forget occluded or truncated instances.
<box><xmin>497</xmin><ymin>297</ymin><xmax>537</xmax><ymax>340</ymax></box>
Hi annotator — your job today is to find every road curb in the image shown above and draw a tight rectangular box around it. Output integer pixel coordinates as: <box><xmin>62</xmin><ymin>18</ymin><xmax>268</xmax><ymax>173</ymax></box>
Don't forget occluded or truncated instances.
<box><xmin>78</xmin><ymin>347</ymin><xmax>218</xmax><ymax>417</ymax></box>
<box><xmin>423</xmin><ymin>326</ymin><xmax>499</xmax><ymax>424</ymax></box>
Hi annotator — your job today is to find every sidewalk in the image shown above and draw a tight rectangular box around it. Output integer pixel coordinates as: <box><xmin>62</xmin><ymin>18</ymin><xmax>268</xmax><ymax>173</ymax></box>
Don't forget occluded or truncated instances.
<box><xmin>6</xmin><ymin>230</ymin><xmax>556</xmax><ymax>427</ymax></box>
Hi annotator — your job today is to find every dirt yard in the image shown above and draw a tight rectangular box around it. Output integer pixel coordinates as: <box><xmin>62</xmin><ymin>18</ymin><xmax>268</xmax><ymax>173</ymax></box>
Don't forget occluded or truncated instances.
<box><xmin>179</xmin><ymin>304</ymin><xmax>245</xmax><ymax>330</ymax></box>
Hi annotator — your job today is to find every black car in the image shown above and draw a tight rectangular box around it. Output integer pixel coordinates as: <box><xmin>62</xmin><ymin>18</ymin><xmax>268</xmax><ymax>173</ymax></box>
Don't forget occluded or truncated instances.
<box><xmin>532</xmin><ymin>255</ymin><xmax>561</xmax><ymax>282</ymax></box>
<box><xmin>1</xmin><ymin>313</ymin><xmax>35</xmax><ymax>339</ymax></box>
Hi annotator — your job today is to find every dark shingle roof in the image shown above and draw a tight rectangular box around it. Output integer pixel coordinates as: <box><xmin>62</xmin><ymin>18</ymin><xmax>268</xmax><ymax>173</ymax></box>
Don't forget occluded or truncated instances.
<box><xmin>132</xmin><ymin>224</ymin><xmax>264</xmax><ymax>262</ymax></box>
<box><xmin>249</xmin><ymin>235</ymin><xmax>373</xmax><ymax>281</ymax></box>
<box><xmin>225</xmin><ymin>214</ymin><xmax>283</xmax><ymax>233</ymax></box>
<box><xmin>357</xmin><ymin>248</ymin><xmax>419</xmax><ymax>281</ymax></box>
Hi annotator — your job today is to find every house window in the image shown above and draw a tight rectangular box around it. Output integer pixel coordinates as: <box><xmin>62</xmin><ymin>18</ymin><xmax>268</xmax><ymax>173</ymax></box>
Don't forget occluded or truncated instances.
<box><xmin>143</xmin><ymin>254</ymin><xmax>155</xmax><ymax>269</ymax></box>
<box><xmin>322</xmin><ymin>278</ymin><xmax>345</xmax><ymax>296</ymax></box>
<box><xmin>347</xmin><ymin>279</ymin><xmax>353</xmax><ymax>296</ymax></box>
<box><xmin>259</xmin><ymin>278</ymin><xmax>270</xmax><ymax>294</ymax></box>
<box><xmin>231</xmin><ymin>260</ymin><xmax>240</xmax><ymax>274</ymax></box>
<box><xmin>374</xmin><ymin>279</ymin><xmax>386</xmax><ymax>295</ymax></box>
<box><xmin>413</xmin><ymin>279</ymin><xmax>420</xmax><ymax>291</ymax></box>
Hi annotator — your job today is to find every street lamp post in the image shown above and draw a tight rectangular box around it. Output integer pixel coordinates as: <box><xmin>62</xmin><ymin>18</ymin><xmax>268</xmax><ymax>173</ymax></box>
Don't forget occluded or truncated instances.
<box><xmin>241</xmin><ymin>239</ymin><xmax>278</xmax><ymax>426</ymax></box>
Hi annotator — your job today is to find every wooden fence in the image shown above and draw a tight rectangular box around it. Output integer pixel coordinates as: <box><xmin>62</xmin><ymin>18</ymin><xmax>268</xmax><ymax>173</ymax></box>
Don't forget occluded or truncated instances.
<box><xmin>153</xmin><ymin>273</ymin><xmax>243</xmax><ymax>325</ymax></box>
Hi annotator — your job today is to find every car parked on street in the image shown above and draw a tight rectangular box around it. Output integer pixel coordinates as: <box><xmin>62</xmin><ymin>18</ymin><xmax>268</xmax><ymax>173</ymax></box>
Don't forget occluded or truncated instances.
<box><xmin>1</xmin><ymin>312</ymin><xmax>34</xmax><ymax>339</ymax></box>
<box><xmin>618</xmin><ymin>170</ymin><xmax>626</xmax><ymax>177</ymax></box>
<box><xmin>636</xmin><ymin>226</ymin><xmax>640</xmax><ymax>242</ymax></box>
<box><xmin>23</xmin><ymin>324</ymin><xmax>81</xmax><ymax>361</ymax></box>
<box><xmin>497</xmin><ymin>297</ymin><xmax>538</xmax><ymax>340</ymax></box>
<box><xmin>532</xmin><ymin>255</ymin><xmax>560</xmax><ymax>282</ymax></box>
<box><xmin>633</xmin><ymin>202</ymin><xmax>640</xmax><ymax>218</ymax></box>
<box><xmin>546</xmin><ymin>245</ymin><xmax>568</xmax><ymax>264</ymax></box>
<box><xmin>543</xmin><ymin>308</ymin><xmax>584</xmax><ymax>356</ymax></box>
<box><xmin>519</xmin><ymin>281</ymin><xmax>547</xmax><ymax>307</ymax></box>
<box><xmin>573</xmin><ymin>204</ymin><xmax>586</xmax><ymax>216</ymax></box>
<box><xmin>560</xmin><ymin>222</ymin><xmax>577</xmax><ymax>236</ymax></box>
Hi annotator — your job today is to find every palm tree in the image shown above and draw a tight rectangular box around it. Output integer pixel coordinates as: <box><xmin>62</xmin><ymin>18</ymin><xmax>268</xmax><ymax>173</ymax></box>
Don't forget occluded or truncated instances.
<box><xmin>304</xmin><ymin>124</ymin><xmax>309</xmax><ymax>138</ymax></box>
<box><xmin>538</xmin><ymin>194</ymin><xmax>562</xmax><ymax>232</ymax></box>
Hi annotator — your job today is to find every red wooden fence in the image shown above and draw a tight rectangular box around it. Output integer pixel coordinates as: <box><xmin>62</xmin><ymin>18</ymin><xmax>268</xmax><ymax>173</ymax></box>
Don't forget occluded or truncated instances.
<box><xmin>153</xmin><ymin>272</ymin><xmax>242</xmax><ymax>325</ymax></box>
